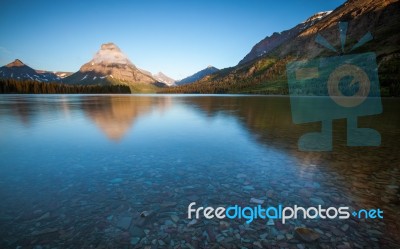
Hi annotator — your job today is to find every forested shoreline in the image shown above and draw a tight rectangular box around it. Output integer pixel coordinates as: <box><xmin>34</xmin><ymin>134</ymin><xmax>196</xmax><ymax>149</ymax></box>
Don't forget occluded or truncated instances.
<box><xmin>0</xmin><ymin>79</ymin><xmax>131</xmax><ymax>94</ymax></box>
<box><xmin>1</xmin><ymin>78</ymin><xmax>399</xmax><ymax>96</ymax></box>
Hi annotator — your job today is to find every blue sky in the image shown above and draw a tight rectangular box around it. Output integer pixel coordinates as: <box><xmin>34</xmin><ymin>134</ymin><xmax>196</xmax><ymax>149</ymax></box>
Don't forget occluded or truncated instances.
<box><xmin>0</xmin><ymin>0</ymin><xmax>345</xmax><ymax>79</ymax></box>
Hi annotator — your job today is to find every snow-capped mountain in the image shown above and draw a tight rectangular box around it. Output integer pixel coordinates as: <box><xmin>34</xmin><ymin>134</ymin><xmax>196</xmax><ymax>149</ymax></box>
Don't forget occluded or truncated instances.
<box><xmin>238</xmin><ymin>11</ymin><xmax>332</xmax><ymax>65</ymax></box>
<box><xmin>176</xmin><ymin>66</ymin><xmax>219</xmax><ymax>85</ymax></box>
<box><xmin>0</xmin><ymin>59</ymin><xmax>60</xmax><ymax>82</ymax></box>
<box><xmin>153</xmin><ymin>72</ymin><xmax>175</xmax><ymax>86</ymax></box>
<box><xmin>301</xmin><ymin>11</ymin><xmax>332</xmax><ymax>26</ymax></box>
<box><xmin>64</xmin><ymin>43</ymin><xmax>158</xmax><ymax>85</ymax></box>
<box><xmin>35</xmin><ymin>70</ymin><xmax>73</xmax><ymax>79</ymax></box>
<box><xmin>54</xmin><ymin>72</ymin><xmax>71</xmax><ymax>78</ymax></box>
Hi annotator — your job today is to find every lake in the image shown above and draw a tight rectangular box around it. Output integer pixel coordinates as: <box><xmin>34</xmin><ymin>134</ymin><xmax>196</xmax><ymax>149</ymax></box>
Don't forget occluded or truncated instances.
<box><xmin>0</xmin><ymin>94</ymin><xmax>399</xmax><ymax>248</ymax></box>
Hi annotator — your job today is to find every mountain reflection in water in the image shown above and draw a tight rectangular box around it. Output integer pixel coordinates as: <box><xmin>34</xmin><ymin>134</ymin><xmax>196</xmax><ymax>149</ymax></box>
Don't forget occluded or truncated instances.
<box><xmin>81</xmin><ymin>96</ymin><xmax>172</xmax><ymax>141</ymax></box>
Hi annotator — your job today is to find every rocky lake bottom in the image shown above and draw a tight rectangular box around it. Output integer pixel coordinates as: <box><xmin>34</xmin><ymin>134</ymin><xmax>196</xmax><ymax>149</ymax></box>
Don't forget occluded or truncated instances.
<box><xmin>0</xmin><ymin>95</ymin><xmax>399</xmax><ymax>248</ymax></box>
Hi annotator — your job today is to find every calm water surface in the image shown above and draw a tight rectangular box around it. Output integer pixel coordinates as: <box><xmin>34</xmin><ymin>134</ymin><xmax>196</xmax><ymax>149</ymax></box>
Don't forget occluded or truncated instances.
<box><xmin>0</xmin><ymin>94</ymin><xmax>399</xmax><ymax>248</ymax></box>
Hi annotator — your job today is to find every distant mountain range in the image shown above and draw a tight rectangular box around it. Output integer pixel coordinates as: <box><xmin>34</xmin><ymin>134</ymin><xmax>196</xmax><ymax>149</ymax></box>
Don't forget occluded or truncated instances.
<box><xmin>0</xmin><ymin>53</ymin><xmax>216</xmax><ymax>87</ymax></box>
<box><xmin>176</xmin><ymin>66</ymin><xmax>219</xmax><ymax>85</ymax></box>
<box><xmin>0</xmin><ymin>43</ymin><xmax>177</xmax><ymax>89</ymax></box>
<box><xmin>0</xmin><ymin>46</ymin><xmax>219</xmax><ymax>88</ymax></box>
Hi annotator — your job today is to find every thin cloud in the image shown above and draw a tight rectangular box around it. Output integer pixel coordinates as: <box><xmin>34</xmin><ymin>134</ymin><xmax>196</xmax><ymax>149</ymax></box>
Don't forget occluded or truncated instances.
<box><xmin>0</xmin><ymin>46</ymin><xmax>11</xmax><ymax>54</ymax></box>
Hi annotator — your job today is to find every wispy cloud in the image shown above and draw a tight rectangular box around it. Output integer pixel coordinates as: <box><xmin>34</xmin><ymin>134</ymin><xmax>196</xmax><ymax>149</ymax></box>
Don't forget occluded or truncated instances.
<box><xmin>0</xmin><ymin>46</ymin><xmax>11</xmax><ymax>54</ymax></box>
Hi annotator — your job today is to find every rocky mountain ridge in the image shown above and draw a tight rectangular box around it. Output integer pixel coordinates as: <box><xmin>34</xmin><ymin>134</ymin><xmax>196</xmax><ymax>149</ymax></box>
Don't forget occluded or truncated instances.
<box><xmin>238</xmin><ymin>11</ymin><xmax>332</xmax><ymax>65</ymax></box>
<box><xmin>0</xmin><ymin>59</ymin><xmax>60</xmax><ymax>82</ymax></box>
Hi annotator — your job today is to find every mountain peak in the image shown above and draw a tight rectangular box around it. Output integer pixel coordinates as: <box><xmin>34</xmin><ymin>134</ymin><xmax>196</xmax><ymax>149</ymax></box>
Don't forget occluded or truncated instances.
<box><xmin>64</xmin><ymin>42</ymin><xmax>157</xmax><ymax>86</ymax></box>
<box><xmin>153</xmin><ymin>72</ymin><xmax>175</xmax><ymax>86</ymax></box>
<box><xmin>100</xmin><ymin>42</ymin><xmax>122</xmax><ymax>52</ymax></box>
<box><xmin>92</xmin><ymin>42</ymin><xmax>133</xmax><ymax>65</ymax></box>
<box><xmin>302</xmin><ymin>10</ymin><xmax>332</xmax><ymax>24</ymax></box>
<box><xmin>6</xmin><ymin>59</ymin><xmax>25</xmax><ymax>68</ymax></box>
<box><xmin>155</xmin><ymin>72</ymin><xmax>166</xmax><ymax>77</ymax></box>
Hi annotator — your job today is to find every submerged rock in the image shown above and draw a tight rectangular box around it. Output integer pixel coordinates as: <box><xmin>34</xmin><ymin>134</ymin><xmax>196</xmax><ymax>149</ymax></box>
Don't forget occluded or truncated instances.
<box><xmin>295</xmin><ymin>227</ymin><xmax>320</xmax><ymax>242</ymax></box>
<box><xmin>31</xmin><ymin>227</ymin><xmax>58</xmax><ymax>236</ymax></box>
<box><xmin>267</xmin><ymin>219</ymin><xmax>275</xmax><ymax>226</ymax></box>
<box><xmin>310</xmin><ymin>197</ymin><xmax>325</xmax><ymax>205</ymax></box>
<box><xmin>140</xmin><ymin>210</ymin><xmax>152</xmax><ymax>218</ymax></box>
<box><xmin>170</xmin><ymin>214</ymin><xmax>179</xmax><ymax>223</ymax></box>
<box><xmin>250</xmin><ymin>197</ymin><xmax>264</xmax><ymax>205</ymax></box>
<box><xmin>277</xmin><ymin>234</ymin><xmax>285</xmax><ymax>240</ymax></box>
<box><xmin>243</xmin><ymin>186</ymin><xmax>255</xmax><ymax>191</ymax></box>
<box><xmin>236</xmin><ymin>173</ymin><xmax>247</xmax><ymax>178</ymax></box>
<box><xmin>129</xmin><ymin>225</ymin><xmax>145</xmax><ymax>237</ymax></box>
<box><xmin>219</xmin><ymin>221</ymin><xmax>230</xmax><ymax>230</ymax></box>
<box><xmin>160</xmin><ymin>201</ymin><xmax>177</xmax><ymax>208</ymax></box>
<box><xmin>110</xmin><ymin>178</ymin><xmax>123</xmax><ymax>184</ymax></box>
<box><xmin>130</xmin><ymin>237</ymin><xmax>140</xmax><ymax>245</ymax></box>
<box><xmin>36</xmin><ymin>212</ymin><xmax>50</xmax><ymax>221</ymax></box>
<box><xmin>116</xmin><ymin>216</ymin><xmax>132</xmax><ymax>230</ymax></box>
<box><xmin>187</xmin><ymin>219</ymin><xmax>198</xmax><ymax>227</ymax></box>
